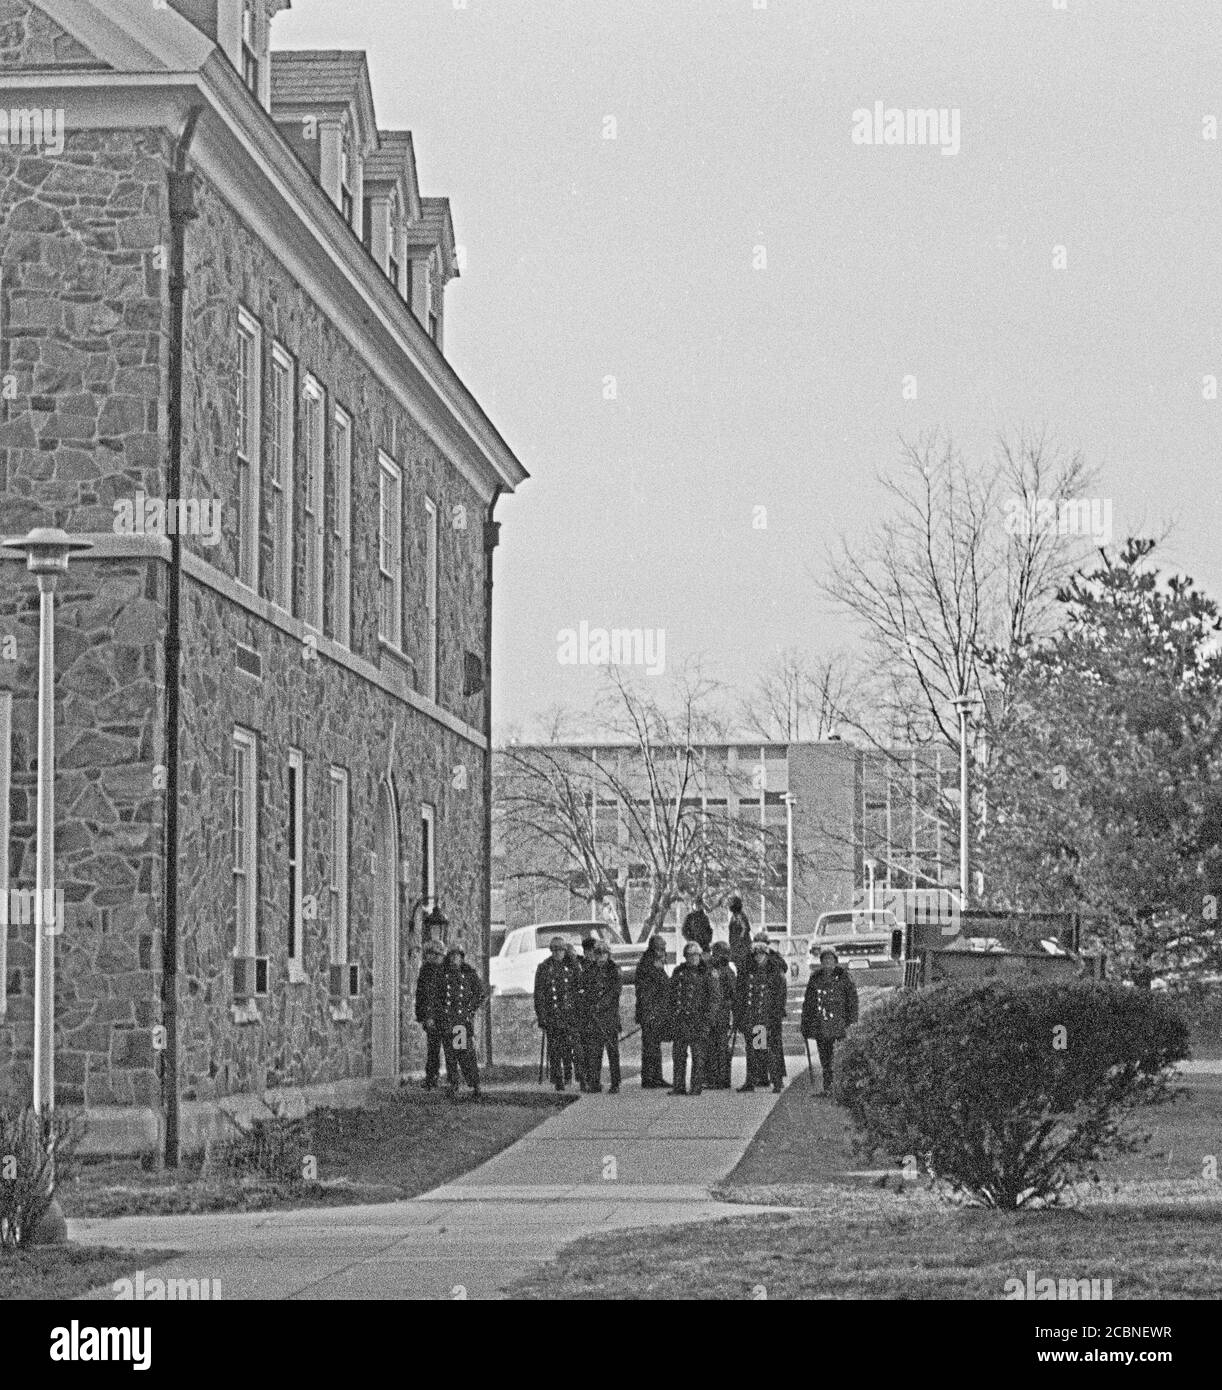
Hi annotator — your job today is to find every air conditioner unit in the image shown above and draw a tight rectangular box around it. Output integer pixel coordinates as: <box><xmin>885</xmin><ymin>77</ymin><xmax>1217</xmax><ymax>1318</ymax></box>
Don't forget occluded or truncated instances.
<box><xmin>329</xmin><ymin>963</ymin><xmax>360</xmax><ymax>998</ymax></box>
<box><xmin>233</xmin><ymin>955</ymin><xmax>269</xmax><ymax>998</ymax></box>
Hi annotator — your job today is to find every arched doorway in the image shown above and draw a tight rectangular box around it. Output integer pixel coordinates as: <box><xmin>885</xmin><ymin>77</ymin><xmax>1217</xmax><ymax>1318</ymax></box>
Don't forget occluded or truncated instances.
<box><xmin>371</xmin><ymin>780</ymin><xmax>401</xmax><ymax>1079</ymax></box>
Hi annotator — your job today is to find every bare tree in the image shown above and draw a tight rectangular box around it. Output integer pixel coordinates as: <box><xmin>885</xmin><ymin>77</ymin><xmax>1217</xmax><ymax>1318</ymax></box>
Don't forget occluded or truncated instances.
<box><xmin>498</xmin><ymin>663</ymin><xmax>797</xmax><ymax>941</ymax></box>
<box><xmin>822</xmin><ymin>429</ymin><xmax>1097</xmax><ymax>752</ymax></box>
<box><xmin>737</xmin><ymin>648</ymin><xmax>855</xmax><ymax>742</ymax></box>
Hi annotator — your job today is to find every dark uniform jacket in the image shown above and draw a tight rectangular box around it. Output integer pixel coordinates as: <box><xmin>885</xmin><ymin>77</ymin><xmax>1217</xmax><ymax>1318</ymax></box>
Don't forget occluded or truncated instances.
<box><xmin>669</xmin><ymin>960</ymin><xmax>713</xmax><ymax>1038</ymax></box>
<box><xmin>801</xmin><ymin>967</ymin><xmax>860</xmax><ymax>1040</ymax></box>
<box><xmin>707</xmin><ymin>961</ymin><xmax>735</xmax><ymax>1034</ymax></box>
<box><xmin>435</xmin><ymin>963</ymin><xmax>485</xmax><ymax>1030</ymax></box>
<box><xmin>681</xmin><ymin>908</ymin><xmax>713</xmax><ymax>951</ymax></box>
<box><xmin>580</xmin><ymin>958</ymin><xmax>622</xmax><ymax>1034</ymax></box>
<box><xmin>415</xmin><ymin>959</ymin><xmax>443</xmax><ymax>1025</ymax></box>
<box><xmin>534</xmin><ymin>954</ymin><xmax>582</xmax><ymax>1030</ymax></box>
<box><xmin>634</xmin><ymin>954</ymin><xmax>672</xmax><ymax>1036</ymax></box>
<box><xmin>736</xmin><ymin>959</ymin><xmax>787</xmax><ymax>1031</ymax></box>
<box><xmin>728</xmin><ymin>913</ymin><xmax>752</xmax><ymax>971</ymax></box>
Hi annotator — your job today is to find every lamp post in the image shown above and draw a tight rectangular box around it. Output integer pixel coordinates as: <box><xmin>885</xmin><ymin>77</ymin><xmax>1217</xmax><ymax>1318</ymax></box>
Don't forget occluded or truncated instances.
<box><xmin>783</xmin><ymin>793</ymin><xmax>795</xmax><ymax>936</ymax></box>
<box><xmin>951</xmin><ymin>693</ymin><xmax>981</xmax><ymax>909</ymax></box>
<box><xmin>864</xmin><ymin>856</ymin><xmax>877</xmax><ymax>912</ymax></box>
<box><xmin>2</xmin><ymin>530</ymin><xmax>92</xmax><ymax>1121</ymax></box>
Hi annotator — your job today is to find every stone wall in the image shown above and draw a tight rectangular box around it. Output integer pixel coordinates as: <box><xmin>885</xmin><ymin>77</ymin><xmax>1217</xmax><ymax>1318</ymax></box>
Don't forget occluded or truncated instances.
<box><xmin>0</xmin><ymin>0</ymin><xmax>109</xmax><ymax>69</ymax></box>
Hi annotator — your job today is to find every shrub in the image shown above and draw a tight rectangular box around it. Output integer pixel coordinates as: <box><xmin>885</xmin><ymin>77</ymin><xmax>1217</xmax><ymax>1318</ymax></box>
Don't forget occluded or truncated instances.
<box><xmin>835</xmin><ymin>979</ymin><xmax>1189</xmax><ymax>1208</ymax></box>
<box><xmin>201</xmin><ymin>1103</ymin><xmax>314</xmax><ymax>1185</ymax></box>
<box><xmin>0</xmin><ymin>1105</ymin><xmax>86</xmax><ymax>1249</ymax></box>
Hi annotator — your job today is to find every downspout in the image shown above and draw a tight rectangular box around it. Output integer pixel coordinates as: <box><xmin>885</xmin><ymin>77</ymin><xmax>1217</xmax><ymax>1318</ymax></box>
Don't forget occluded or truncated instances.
<box><xmin>482</xmin><ymin>487</ymin><xmax>502</xmax><ymax>1068</ymax></box>
<box><xmin>163</xmin><ymin>105</ymin><xmax>203</xmax><ymax>1167</ymax></box>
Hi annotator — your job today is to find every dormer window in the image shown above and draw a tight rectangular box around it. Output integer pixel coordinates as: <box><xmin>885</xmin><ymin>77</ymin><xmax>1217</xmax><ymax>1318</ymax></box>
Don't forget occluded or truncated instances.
<box><xmin>241</xmin><ymin>1</ymin><xmax>259</xmax><ymax>96</ymax></box>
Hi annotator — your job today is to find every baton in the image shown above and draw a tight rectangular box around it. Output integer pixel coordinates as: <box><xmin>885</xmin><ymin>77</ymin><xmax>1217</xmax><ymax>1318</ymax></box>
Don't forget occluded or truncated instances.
<box><xmin>538</xmin><ymin>1028</ymin><xmax>546</xmax><ymax>1085</ymax></box>
<box><xmin>804</xmin><ymin>1036</ymin><xmax>817</xmax><ymax>1093</ymax></box>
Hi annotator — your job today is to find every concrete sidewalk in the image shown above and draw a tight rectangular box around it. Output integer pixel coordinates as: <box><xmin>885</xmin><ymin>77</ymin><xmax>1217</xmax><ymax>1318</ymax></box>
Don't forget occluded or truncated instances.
<box><xmin>72</xmin><ymin>1054</ymin><xmax>797</xmax><ymax>1301</ymax></box>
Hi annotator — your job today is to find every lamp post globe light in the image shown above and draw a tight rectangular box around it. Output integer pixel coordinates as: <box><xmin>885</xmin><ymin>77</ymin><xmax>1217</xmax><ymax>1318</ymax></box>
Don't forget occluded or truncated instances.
<box><xmin>2</xmin><ymin>529</ymin><xmax>92</xmax><ymax>1244</ymax></box>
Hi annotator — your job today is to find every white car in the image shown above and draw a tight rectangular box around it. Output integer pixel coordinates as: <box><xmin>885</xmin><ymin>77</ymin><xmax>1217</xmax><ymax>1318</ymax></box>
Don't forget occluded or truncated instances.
<box><xmin>489</xmin><ymin>921</ymin><xmax>642</xmax><ymax>997</ymax></box>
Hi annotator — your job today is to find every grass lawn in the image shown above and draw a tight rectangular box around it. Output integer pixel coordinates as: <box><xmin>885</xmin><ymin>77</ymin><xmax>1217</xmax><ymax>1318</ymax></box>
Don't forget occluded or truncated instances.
<box><xmin>506</xmin><ymin>1203</ymin><xmax>1222</xmax><ymax>1300</ymax></box>
<box><xmin>0</xmin><ymin>1245</ymin><xmax>176</xmax><ymax>1301</ymax></box>
<box><xmin>61</xmin><ymin>1087</ymin><xmax>573</xmax><ymax>1219</ymax></box>
<box><xmin>506</xmin><ymin>1059</ymin><xmax>1222</xmax><ymax>1300</ymax></box>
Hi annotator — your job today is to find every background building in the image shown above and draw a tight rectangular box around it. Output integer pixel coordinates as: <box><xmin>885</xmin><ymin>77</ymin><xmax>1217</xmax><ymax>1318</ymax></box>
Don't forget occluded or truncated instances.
<box><xmin>493</xmin><ymin>740</ymin><xmax>954</xmax><ymax>939</ymax></box>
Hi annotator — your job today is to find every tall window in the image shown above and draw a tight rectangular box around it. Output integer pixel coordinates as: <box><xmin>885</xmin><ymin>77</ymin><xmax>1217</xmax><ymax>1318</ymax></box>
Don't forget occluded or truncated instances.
<box><xmin>241</xmin><ymin>0</ymin><xmax>259</xmax><ymax>95</ymax></box>
<box><xmin>233</xmin><ymin>728</ymin><xmax>258</xmax><ymax>958</ymax></box>
<box><xmin>378</xmin><ymin>452</ymin><xmax>402</xmax><ymax>647</ymax></box>
<box><xmin>270</xmin><ymin>344</ymin><xmax>295</xmax><ymax>611</ymax></box>
<box><xmin>302</xmin><ymin>377</ymin><xmax>325</xmax><ymax>630</ymax></box>
<box><xmin>421</xmin><ymin>804</ymin><xmax>436</xmax><ymax>910</ymax></box>
<box><xmin>329</xmin><ymin>768</ymin><xmax>350</xmax><ymax>966</ymax></box>
<box><xmin>235</xmin><ymin>307</ymin><xmax>262</xmax><ymax>589</ymax></box>
<box><xmin>424</xmin><ymin>496</ymin><xmax>439</xmax><ymax>701</ymax></box>
<box><xmin>287</xmin><ymin>749</ymin><xmax>304</xmax><ymax>978</ymax></box>
<box><xmin>330</xmin><ymin>408</ymin><xmax>352</xmax><ymax>647</ymax></box>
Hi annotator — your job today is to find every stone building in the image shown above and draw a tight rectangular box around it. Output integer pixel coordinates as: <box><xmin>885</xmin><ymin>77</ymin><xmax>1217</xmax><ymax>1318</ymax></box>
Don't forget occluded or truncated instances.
<box><xmin>0</xmin><ymin>0</ymin><xmax>527</xmax><ymax>1156</ymax></box>
<box><xmin>494</xmin><ymin>740</ymin><xmax>953</xmax><ymax>939</ymax></box>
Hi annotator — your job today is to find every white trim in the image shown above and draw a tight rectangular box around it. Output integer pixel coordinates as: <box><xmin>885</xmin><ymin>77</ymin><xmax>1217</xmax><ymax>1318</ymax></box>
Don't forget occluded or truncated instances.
<box><xmin>421</xmin><ymin>803</ymin><xmax>436</xmax><ymax>910</ymax></box>
<box><xmin>423</xmin><ymin>495</ymin><xmax>439</xmax><ymax>703</ymax></box>
<box><xmin>302</xmin><ymin>374</ymin><xmax>325</xmax><ymax>631</ymax></box>
<box><xmin>378</xmin><ymin>451</ymin><xmax>403</xmax><ymax>649</ymax></box>
<box><xmin>270</xmin><ymin>342</ymin><xmax>295</xmax><ymax>612</ymax></box>
<box><xmin>236</xmin><ymin>305</ymin><xmax>262</xmax><ymax>590</ymax></box>
<box><xmin>287</xmin><ymin>747</ymin><xmax>305</xmax><ymax>982</ymax></box>
<box><xmin>232</xmin><ymin>726</ymin><xmax>258</xmax><ymax>959</ymax></box>
<box><xmin>331</xmin><ymin>406</ymin><xmax>352</xmax><ymax>648</ymax></box>
<box><xmin>328</xmin><ymin>766</ymin><xmax>350</xmax><ymax>967</ymax></box>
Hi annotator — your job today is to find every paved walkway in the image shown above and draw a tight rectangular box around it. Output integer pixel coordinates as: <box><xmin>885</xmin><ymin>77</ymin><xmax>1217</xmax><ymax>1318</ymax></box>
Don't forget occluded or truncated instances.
<box><xmin>72</xmin><ymin>1054</ymin><xmax>797</xmax><ymax>1300</ymax></box>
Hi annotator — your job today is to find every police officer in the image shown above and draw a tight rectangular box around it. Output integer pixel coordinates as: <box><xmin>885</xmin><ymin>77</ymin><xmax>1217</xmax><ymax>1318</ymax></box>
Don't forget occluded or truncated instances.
<box><xmin>801</xmin><ymin>947</ymin><xmax>860</xmax><ymax>1094</ymax></box>
<box><xmin>581</xmin><ymin>940</ymin><xmax>623</xmax><ymax>1093</ymax></box>
<box><xmin>681</xmin><ymin>894</ymin><xmax>713</xmax><ymax>952</ymax></box>
<box><xmin>704</xmin><ymin>941</ymin><xmax>736</xmax><ymax>1089</ymax></box>
<box><xmin>415</xmin><ymin>937</ymin><xmax>448</xmax><ymax>1090</ymax></box>
<box><xmin>634</xmin><ymin>934</ymin><xmax>672</xmax><ymax>1088</ymax></box>
<box><xmin>436</xmin><ymin>944</ymin><xmax>484</xmax><ymax>1099</ymax></box>
<box><xmin>534</xmin><ymin>937</ymin><xmax>584</xmax><ymax>1091</ymax></box>
<box><xmin>670</xmin><ymin>941</ymin><xmax>713</xmax><ymax>1095</ymax></box>
<box><xmin>736</xmin><ymin>935</ymin><xmax>787</xmax><ymax>1093</ymax></box>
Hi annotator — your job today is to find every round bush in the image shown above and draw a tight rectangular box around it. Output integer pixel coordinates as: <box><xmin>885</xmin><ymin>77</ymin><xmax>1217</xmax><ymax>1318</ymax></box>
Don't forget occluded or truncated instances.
<box><xmin>835</xmin><ymin>978</ymin><xmax>1189</xmax><ymax>1208</ymax></box>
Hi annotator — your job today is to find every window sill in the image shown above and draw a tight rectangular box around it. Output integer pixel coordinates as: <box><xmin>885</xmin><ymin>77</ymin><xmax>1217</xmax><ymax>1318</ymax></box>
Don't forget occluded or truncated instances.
<box><xmin>378</xmin><ymin>639</ymin><xmax>413</xmax><ymax>671</ymax></box>
<box><xmin>230</xmin><ymin>999</ymin><xmax>263</xmax><ymax>1025</ymax></box>
<box><xmin>287</xmin><ymin>962</ymin><xmax>308</xmax><ymax>985</ymax></box>
<box><xmin>328</xmin><ymin>1000</ymin><xmax>354</xmax><ymax>1023</ymax></box>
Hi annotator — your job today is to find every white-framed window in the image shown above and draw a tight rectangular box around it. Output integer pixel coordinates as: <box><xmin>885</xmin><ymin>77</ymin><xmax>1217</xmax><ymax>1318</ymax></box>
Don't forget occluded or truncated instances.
<box><xmin>378</xmin><ymin>452</ymin><xmax>403</xmax><ymax>647</ymax></box>
<box><xmin>421</xmin><ymin>804</ymin><xmax>436</xmax><ymax>910</ymax></box>
<box><xmin>270</xmin><ymin>343</ymin><xmax>295</xmax><ymax>611</ymax></box>
<box><xmin>302</xmin><ymin>376</ymin><xmax>325</xmax><ymax>630</ymax></box>
<box><xmin>330</xmin><ymin>407</ymin><xmax>352</xmax><ymax>647</ymax></box>
<box><xmin>329</xmin><ymin>767</ymin><xmax>349</xmax><ymax>965</ymax></box>
<box><xmin>236</xmin><ymin>307</ymin><xmax>262</xmax><ymax>589</ymax></box>
<box><xmin>288</xmin><ymin>748</ymin><xmax>305</xmax><ymax>979</ymax></box>
<box><xmin>232</xmin><ymin>727</ymin><xmax>258</xmax><ymax>958</ymax></box>
<box><xmin>424</xmin><ymin>495</ymin><xmax>439</xmax><ymax>701</ymax></box>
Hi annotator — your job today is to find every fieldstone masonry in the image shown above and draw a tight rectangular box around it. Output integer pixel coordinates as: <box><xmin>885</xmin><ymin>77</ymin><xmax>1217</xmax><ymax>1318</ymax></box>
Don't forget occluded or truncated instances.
<box><xmin>0</xmin><ymin>1</ymin><xmax>507</xmax><ymax>1150</ymax></box>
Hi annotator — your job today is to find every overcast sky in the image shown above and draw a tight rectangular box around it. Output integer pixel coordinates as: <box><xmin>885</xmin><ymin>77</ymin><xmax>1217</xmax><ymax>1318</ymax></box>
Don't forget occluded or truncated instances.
<box><xmin>275</xmin><ymin>0</ymin><xmax>1222</xmax><ymax>734</ymax></box>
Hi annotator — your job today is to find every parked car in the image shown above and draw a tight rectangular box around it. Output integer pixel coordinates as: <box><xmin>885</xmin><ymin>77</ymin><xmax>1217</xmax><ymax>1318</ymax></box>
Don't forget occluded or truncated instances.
<box><xmin>488</xmin><ymin>921</ymin><xmax>645</xmax><ymax>996</ymax></box>
<box><xmin>807</xmin><ymin>909</ymin><xmax>905</xmax><ymax>988</ymax></box>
